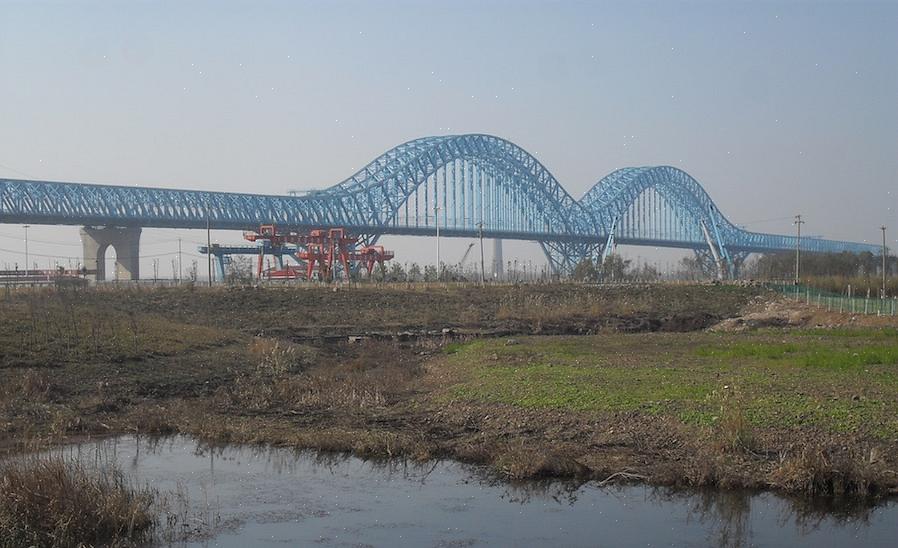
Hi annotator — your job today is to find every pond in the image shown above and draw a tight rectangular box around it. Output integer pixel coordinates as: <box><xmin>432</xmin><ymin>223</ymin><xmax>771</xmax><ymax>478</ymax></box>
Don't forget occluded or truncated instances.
<box><xmin>50</xmin><ymin>436</ymin><xmax>897</xmax><ymax>547</ymax></box>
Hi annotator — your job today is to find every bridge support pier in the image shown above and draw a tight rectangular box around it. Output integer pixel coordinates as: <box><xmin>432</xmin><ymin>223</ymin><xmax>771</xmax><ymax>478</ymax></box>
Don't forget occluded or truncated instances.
<box><xmin>492</xmin><ymin>239</ymin><xmax>504</xmax><ymax>279</ymax></box>
<box><xmin>691</xmin><ymin>249</ymin><xmax>750</xmax><ymax>280</ymax></box>
<box><xmin>730</xmin><ymin>251</ymin><xmax>751</xmax><ymax>279</ymax></box>
<box><xmin>692</xmin><ymin>249</ymin><xmax>722</xmax><ymax>280</ymax></box>
<box><xmin>540</xmin><ymin>241</ymin><xmax>602</xmax><ymax>277</ymax></box>
<box><xmin>80</xmin><ymin>226</ymin><xmax>142</xmax><ymax>281</ymax></box>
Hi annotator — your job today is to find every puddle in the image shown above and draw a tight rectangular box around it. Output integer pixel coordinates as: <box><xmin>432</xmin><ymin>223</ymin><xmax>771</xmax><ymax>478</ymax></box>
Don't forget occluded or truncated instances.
<box><xmin>39</xmin><ymin>436</ymin><xmax>898</xmax><ymax>547</ymax></box>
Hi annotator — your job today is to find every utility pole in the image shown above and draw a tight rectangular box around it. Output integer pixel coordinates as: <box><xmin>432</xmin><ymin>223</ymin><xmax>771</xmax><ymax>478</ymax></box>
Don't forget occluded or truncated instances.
<box><xmin>477</xmin><ymin>221</ymin><xmax>485</xmax><ymax>285</ymax></box>
<box><xmin>23</xmin><ymin>225</ymin><xmax>29</xmax><ymax>275</ymax></box>
<box><xmin>882</xmin><ymin>226</ymin><xmax>888</xmax><ymax>299</ymax></box>
<box><xmin>178</xmin><ymin>238</ymin><xmax>183</xmax><ymax>284</ymax></box>
<box><xmin>794</xmin><ymin>214</ymin><xmax>804</xmax><ymax>285</ymax></box>
<box><xmin>434</xmin><ymin>205</ymin><xmax>441</xmax><ymax>280</ymax></box>
<box><xmin>206</xmin><ymin>214</ymin><xmax>213</xmax><ymax>287</ymax></box>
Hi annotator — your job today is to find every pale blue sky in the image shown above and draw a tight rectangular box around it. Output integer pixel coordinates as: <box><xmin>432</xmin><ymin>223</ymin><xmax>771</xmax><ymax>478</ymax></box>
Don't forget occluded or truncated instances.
<box><xmin>1</xmin><ymin>0</ymin><xmax>896</xmax><ymax>274</ymax></box>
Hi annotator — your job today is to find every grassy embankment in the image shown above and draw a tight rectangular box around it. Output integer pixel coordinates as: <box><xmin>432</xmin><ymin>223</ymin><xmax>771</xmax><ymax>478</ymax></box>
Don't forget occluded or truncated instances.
<box><xmin>445</xmin><ymin>329</ymin><xmax>898</xmax><ymax>438</ymax></box>
<box><xmin>437</xmin><ymin>328</ymin><xmax>898</xmax><ymax>495</ymax></box>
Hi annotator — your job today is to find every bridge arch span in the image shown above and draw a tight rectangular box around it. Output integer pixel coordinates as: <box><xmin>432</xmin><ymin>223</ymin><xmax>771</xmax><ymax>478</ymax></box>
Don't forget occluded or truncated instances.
<box><xmin>320</xmin><ymin>134</ymin><xmax>595</xmax><ymax>236</ymax></box>
<box><xmin>579</xmin><ymin>166</ymin><xmax>737</xmax><ymax>239</ymax></box>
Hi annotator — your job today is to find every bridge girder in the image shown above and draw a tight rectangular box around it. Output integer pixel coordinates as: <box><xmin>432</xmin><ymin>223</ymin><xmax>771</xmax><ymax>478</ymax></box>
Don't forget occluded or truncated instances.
<box><xmin>0</xmin><ymin>134</ymin><xmax>879</xmax><ymax>271</ymax></box>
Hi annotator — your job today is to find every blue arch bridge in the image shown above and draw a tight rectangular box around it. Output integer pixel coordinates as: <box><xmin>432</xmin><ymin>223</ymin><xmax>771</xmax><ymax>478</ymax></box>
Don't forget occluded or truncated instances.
<box><xmin>0</xmin><ymin>134</ymin><xmax>879</xmax><ymax>280</ymax></box>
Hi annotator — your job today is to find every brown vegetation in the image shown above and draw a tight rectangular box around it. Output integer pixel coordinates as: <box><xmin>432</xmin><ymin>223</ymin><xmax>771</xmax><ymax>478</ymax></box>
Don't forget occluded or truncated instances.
<box><xmin>0</xmin><ymin>456</ymin><xmax>156</xmax><ymax>547</ymax></box>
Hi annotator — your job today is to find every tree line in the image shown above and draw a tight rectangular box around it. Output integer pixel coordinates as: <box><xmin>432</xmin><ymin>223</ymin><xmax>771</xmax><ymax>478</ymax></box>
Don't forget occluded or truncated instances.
<box><xmin>744</xmin><ymin>251</ymin><xmax>895</xmax><ymax>279</ymax></box>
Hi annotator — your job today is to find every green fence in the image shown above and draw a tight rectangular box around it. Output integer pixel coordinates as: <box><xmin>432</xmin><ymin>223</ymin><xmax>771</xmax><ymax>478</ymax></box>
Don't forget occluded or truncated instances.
<box><xmin>766</xmin><ymin>282</ymin><xmax>898</xmax><ymax>316</ymax></box>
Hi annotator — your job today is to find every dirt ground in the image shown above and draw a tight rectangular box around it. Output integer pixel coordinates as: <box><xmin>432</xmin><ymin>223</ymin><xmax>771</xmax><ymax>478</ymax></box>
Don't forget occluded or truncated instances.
<box><xmin>1</xmin><ymin>283</ymin><xmax>896</xmax><ymax>502</ymax></box>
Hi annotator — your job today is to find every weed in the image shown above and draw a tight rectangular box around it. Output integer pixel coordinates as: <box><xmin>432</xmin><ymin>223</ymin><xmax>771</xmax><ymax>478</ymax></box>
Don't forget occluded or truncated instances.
<box><xmin>249</xmin><ymin>337</ymin><xmax>300</xmax><ymax>376</ymax></box>
<box><xmin>708</xmin><ymin>386</ymin><xmax>755</xmax><ymax>454</ymax></box>
<box><xmin>770</xmin><ymin>446</ymin><xmax>886</xmax><ymax>498</ymax></box>
<box><xmin>19</xmin><ymin>369</ymin><xmax>57</xmax><ymax>402</ymax></box>
<box><xmin>0</xmin><ymin>456</ymin><xmax>156</xmax><ymax>547</ymax></box>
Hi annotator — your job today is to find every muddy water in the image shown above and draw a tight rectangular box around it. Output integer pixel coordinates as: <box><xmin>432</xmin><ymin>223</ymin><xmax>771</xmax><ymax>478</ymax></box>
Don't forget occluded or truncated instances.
<box><xmin>53</xmin><ymin>436</ymin><xmax>896</xmax><ymax>547</ymax></box>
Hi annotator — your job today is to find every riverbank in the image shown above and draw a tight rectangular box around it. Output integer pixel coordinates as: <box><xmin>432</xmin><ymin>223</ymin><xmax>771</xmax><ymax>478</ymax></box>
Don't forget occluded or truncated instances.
<box><xmin>1</xmin><ymin>284</ymin><xmax>896</xmax><ymax>503</ymax></box>
<box><xmin>9</xmin><ymin>435</ymin><xmax>897</xmax><ymax>547</ymax></box>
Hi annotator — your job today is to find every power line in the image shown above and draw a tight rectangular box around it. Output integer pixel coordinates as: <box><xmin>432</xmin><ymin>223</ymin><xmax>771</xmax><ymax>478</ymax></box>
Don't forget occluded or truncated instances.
<box><xmin>0</xmin><ymin>161</ymin><xmax>36</xmax><ymax>179</ymax></box>
<box><xmin>0</xmin><ymin>245</ymin><xmax>81</xmax><ymax>260</ymax></box>
<box><xmin>0</xmin><ymin>231</ymin><xmax>83</xmax><ymax>247</ymax></box>
<box><xmin>140</xmin><ymin>239</ymin><xmax>190</xmax><ymax>247</ymax></box>
<box><xmin>738</xmin><ymin>215</ymin><xmax>797</xmax><ymax>226</ymax></box>
<box><xmin>0</xmin><ymin>245</ymin><xmax>206</xmax><ymax>261</ymax></box>
<box><xmin>0</xmin><ymin>230</ymin><xmax>208</xmax><ymax>249</ymax></box>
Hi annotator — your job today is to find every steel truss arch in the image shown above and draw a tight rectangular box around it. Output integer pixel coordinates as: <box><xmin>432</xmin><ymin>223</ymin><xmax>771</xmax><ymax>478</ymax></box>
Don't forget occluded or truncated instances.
<box><xmin>0</xmin><ymin>134</ymin><xmax>880</xmax><ymax>277</ymax></box>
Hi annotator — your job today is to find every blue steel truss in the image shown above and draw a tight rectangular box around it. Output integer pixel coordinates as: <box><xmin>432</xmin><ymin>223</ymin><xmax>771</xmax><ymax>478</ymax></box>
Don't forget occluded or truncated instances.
<box><xmin>0</xmin><ymin>134</ymin><xmax>879</xmax><ymax>272</ymax></box>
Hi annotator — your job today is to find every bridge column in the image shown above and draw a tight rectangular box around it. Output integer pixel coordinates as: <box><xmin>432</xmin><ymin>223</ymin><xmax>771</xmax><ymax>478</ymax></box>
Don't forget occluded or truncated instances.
<box><xmin>80</xmin><ymin>226</ymin><xmax>142</xmax><ymax>281</ymax></box>
<box><xmin>691</xmin><ymin>249</ymin><xmax>719</xmax><ymax>280</ymax></box>
<box><xmin>492</xmin><ymin>239</ymin><xmax>504</xmax><ymax>279</ymax></box>
<box><xmin>730</xmin><ymin>251</ymin><xmax>751</xmax><ymax>279</ymax></box>
<box><xmin>540</xmin><ymin>241</ymin><xmax>602</xmax><ymax>277</ymax></box>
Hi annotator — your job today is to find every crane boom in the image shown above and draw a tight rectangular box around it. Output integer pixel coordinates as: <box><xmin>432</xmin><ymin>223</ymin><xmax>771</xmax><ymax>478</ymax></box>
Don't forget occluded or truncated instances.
<box><xmin>459</xmin><ymin>243</ymin><xmax>475</xmax><ymax>266</ymax></box>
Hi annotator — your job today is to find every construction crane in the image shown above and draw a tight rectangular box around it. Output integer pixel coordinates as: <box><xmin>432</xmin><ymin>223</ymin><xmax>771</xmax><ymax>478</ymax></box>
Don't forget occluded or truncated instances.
<box><xmin>458</xmin><ymin>243</ymin><xmax>475</xmax><ymax>267</ymax></box>
<box><xmin>243</xmin><ymin>224</ymin><xmax>394</xmax><ymax>281</ymax></box>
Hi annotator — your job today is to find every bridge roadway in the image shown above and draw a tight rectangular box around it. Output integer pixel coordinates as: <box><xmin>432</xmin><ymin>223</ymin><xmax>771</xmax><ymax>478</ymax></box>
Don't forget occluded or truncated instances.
<box><xmin>0</xmin><ymin>134</ymin><xmax>881</xmax><ymax>279</ymax></box>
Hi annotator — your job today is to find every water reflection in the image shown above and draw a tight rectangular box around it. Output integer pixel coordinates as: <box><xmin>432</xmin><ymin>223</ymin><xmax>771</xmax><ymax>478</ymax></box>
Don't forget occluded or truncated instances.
<box><xmin>35</xmin><ymin>436</ymin><xmax>898</xmax><ymax>547</ymax></box>
<box><xmin>473</xmin><ymin>472</ymin><xmax>891</xmax><ymax>548</ymax></box>
<box><xmin>654</xmin><ymin>487</ymin><xmax>886</xmax><ymax>548</ymax></box>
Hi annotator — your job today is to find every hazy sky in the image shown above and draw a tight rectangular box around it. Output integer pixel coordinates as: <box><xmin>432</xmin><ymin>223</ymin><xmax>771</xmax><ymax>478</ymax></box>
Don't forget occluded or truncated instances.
<box><xmin>1</xmin><ymin>0</ymin><xmax>896</xmax><ymax>275</ymax></box>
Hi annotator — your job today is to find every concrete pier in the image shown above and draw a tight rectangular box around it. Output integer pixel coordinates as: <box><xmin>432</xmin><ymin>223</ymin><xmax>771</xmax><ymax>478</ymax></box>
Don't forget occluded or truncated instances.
<box><xmin>80</xmin><ymin>226</ymin><xmax>141</xmax><ymax>281</ymax></box>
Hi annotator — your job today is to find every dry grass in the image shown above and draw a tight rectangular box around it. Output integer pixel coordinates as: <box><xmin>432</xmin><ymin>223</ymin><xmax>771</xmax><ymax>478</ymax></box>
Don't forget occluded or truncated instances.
<box><xmin>19</xmin><ymin>370</ymin><xmax>57</xmax><ymax>402</ymax></box>
<box><xmin>493</xmin><ymin>445</ymin><xmax>591</xmax><ymax>480</ymax></box>
<box><xmin>223</xmin><ymin>339</ymin><xmax>419</xmax><ymax>412</ymax></box>
<box><xmin>131</xmin><ymin>404</ymin><xmax>179</xmax><ymax>436</ymax></box>
<box><xmin>248</xmin><ymin>337</ymin><xmax>302</xmax><ymax>377</ymax></box>
<box><xmin>709</xmin><ymin>386</ymin><xmax>756</xmax><ymax>455</ymax></box>
<box><xmin>771</xmin><ymin>445</ymin><xmax>888</xmax><ymax>498</ymax></box>
<box><xmin>0</xmin><ymin>369</ymin><xmax>59</xmax><ymax>407</ymax></box>
<box><xmin>0</xmin><ymin>290</ymin><xmax>237</xmax><ymax>369</ymax></box>
<box><xmin>495</xmin><ymin>292</ymin><xmax>630</xmax><ymax>323</ymax></box>
<box><xmin>0</xmin><ymin>456</ymin><xmax>156</xmax><ymax>547</ymax></box>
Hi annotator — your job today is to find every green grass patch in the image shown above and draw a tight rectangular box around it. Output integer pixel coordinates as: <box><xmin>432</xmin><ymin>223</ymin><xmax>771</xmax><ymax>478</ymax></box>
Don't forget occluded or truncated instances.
<box><xmin>696</xmin><ymin>339</ymin><xmax>898</xmax><ymax>370</ymax></box>
<box><xmin>696</xmin><ymin>342</ymin><xmax>802</xmax><ymax>360</ymax></box>
<box><xmin>793</xmin><ymin>327</ymin><xmax>898</xmax><ymax>339</ymax></box>
<box><xmin>451</xmin><ymin>361</ymin><xmax>712</xmax><ymax>412</ymax></box>
<box><xmin>798</xmin><ymin>347</ymin><xmax>898</xmax><ymax>369</ymax></box>
<box><xmin>440</xmin><ymin>332</ymin><xmax>898</xmax><ymax>440</ymax></box>
<box><xmin>442</xmin><ymin>342</ymin><xmax>465</xmax><ymax>355</ymax></box>
<box><xmin>446</xmin><ymin>336</ymin><xmax>713</xmax><ymax>414</ymax></box>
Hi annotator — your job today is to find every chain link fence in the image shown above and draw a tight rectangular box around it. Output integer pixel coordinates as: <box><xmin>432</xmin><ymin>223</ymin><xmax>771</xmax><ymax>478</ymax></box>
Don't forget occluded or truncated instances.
<box><xmin>766</xmin><ymin>282</ymin><xmax>898</xmax><ymax>316</ymax></box>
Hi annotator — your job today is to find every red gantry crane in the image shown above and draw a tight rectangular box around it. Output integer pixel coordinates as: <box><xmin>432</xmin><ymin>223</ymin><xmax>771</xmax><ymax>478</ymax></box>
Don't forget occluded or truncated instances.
<box><xmin>243</xmin><ymin>225</ymin><xmax>394</xmax><ymax>281</ymax></box>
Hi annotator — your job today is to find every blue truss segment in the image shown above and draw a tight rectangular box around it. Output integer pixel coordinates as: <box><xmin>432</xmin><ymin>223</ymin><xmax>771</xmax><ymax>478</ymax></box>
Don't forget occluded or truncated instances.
<box><xmin>0</xmin><ymin>135</ymin><xmax>879</xmax><ymax>261</ymax></box>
